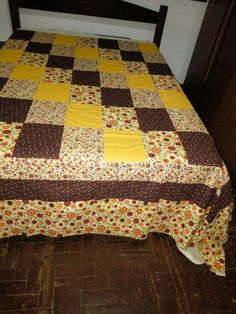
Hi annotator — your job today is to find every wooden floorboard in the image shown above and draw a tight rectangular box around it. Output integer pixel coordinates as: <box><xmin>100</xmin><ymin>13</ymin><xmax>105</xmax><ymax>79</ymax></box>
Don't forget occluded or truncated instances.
<box><xmin>0</xmin><ymin>210</ymin><xmax>235</xmax><ymax>313</ymax></box>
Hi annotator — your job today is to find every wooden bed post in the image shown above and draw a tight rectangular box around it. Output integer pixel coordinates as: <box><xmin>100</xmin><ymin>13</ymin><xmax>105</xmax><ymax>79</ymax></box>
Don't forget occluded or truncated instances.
<box><xmin>9</xmin><ymin>0</ymin><xmax>21</xmax><ymax>32</ymax></box>
<box><xmin>7</xmin><ymin>0</ymin><xmax>168</xmax><ymax>47</ymax></box>
<box><xmin>154</xmin><ymin>5</ymin><xmax>168</xmax><ymax>47</ymax></box>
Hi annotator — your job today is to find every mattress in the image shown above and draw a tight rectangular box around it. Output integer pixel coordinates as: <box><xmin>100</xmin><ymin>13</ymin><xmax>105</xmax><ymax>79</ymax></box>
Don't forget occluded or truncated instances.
<box><xmin>0</xmin><ymin>29</ymin><xmax>233</xmax><ymax>275</ymax></box>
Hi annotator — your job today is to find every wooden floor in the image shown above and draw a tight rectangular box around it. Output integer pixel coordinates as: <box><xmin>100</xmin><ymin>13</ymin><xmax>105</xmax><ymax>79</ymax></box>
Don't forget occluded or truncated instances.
<box><xmin>0</xmin><ymin>212</ymin><xmax>235</xmax><ymax>314</ymax></box>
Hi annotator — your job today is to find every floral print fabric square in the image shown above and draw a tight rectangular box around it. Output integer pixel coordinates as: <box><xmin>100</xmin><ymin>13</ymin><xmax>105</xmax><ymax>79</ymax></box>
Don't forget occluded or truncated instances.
<box><xmin>70</xmin><ymin>85</ymin><xmax>101</xmax><ymax>104</ymax></box>
<box><xmin>50</xmin><ymin>45</ymin><xmax>75</xmax><ymax>57</ymax></box>
<box><xmin>26</xmin><ymin>101</ymin><xmax>67</xmax><ymax>125</ymax></box>
<box><xmin>130</xmin><ymin>89</ymin><xmax>164</xmax><ymax>108</ymax></box>
<box><xmin>142</xmin><ymin>131</ymin><xmax>187</xmax><ymax>163</ymax></box>
<box><xmin>73</xmin><ymin>59</ymin><xmax>99</xmax><ymax>72</ymax></box>
<box><xmin>0</xmin><ymin>62</ymin><xmax>15</xmax><ymax>78</ymax></box>
<box><xmin>118</xmin><ymin>40</ymin><xmax>139</xmax><ymax>51</ymax></box>
<box><xmin>152</xmin><ymin>75</ymin><xmax>181</xmax><ymax>91</ymax></box>
<box><xmin>99</xmin><ymin>48</ymin><xmax>122</xmax><ymax>60</ymax></box>
<box><xmin>77</xmin><ymin>37</ymin><xmax>98</xmax><ymax>48</ymax></box>
<box><xmin>31</xmin><ymin>32</ymin><xmax>55</xmax><ymax>44</ymax></box>
<box><xmin>60</xmin><ymin>127</ymin><xmax>103</xmax><ymax>162</ymax></box>
<box><xmin>168</xmin><ymin>109</ymin><xmax>207</xmax><ymax>133</ymax></box>
<box><xmin>100</xmin><ymin>73</ymin><xmax>128</xmax><ymax>88</ymax></box>
<box><xmin>19</xmin><ymin>52</ymin><xmax>49</xmax><ymax>67</ymax></box>
<box><xmin>3</xmin><ymin>39</ymin><xmax>28</xmax><ymax>51</ymax></box>
<box><xmin>43</xmin><ymin>67</ymin><xmax>72</xmax><ymax>84</ymax></box>
<box><xmin>142</xmin><ymin>53</ymin><xmax>166</xmax><ymax>64</ymax></box>
<box><xmin>1</xmin><ymin>79</ymin><xmax>39</xmax><ymax>99</ymax></box>
<box><xmin>0</xmin><ymin>122</ymin><xmax>22</xmax><ymax>158</ymax></box>
<box><xmin>124</xmin><ymin>61</ymin><xmax>149</xmax><ymax>74</ymax></box>
<box><xmin>104</xmin><ymin>107</ymin><xmax>139</xmax><ymax>130</ymax></box>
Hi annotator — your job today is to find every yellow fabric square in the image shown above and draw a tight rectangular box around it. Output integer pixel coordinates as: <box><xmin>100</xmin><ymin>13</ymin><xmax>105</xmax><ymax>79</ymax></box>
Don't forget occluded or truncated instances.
<box><xmin>99</xmin><ymin>60</ymin><xmax>124</xmax><ymax>73</ymax></box>
<box><xmin>11</xmin><ymin>64</ymin><xmax>45</xmax><ymax>80</ymax></box>
<box><xmin>104</xmin><ymin>129</ymin><xmax>146</xmax><ymax>162</ymax></box>
<box><xmin>75</xmin><ymin>47</ymin><xmax>99</xmax><ymax>59</ymax></box>
<box><xmin>34</xmin><ymin>82</ymin><xmax>70</xmax><ymax>103</ymax></box>
<box><xmin>54</xmin><ymin>34</ymin><xmax>77</xmax><ymax>46</ymax></box>
<box><xmin>65</xmin><ymin>103</ymin><xmax>103</xmax><ymax>128</ymax></box>
<box><xmin>138</xmin><ymin>42</ymin><xmax>159</xmax><ymax>53</ymax></box>
<box><xmin>159</xmin><ymin>90</ymin><xmax>193</xmax><ymax>109</ymax></box>
<box><xmin>0</xmin><ymin>49</ymin><xmax>23</xmax><ymax>64</ymax></box>
<box><xmin>127</xmin><ymin>74</ymin><xmax>155</xmax><ymax>90</ymax></box>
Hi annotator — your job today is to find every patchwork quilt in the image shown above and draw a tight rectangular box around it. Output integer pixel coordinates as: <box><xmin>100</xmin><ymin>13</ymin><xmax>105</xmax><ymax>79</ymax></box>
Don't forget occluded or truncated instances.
<box><xmin>0</xmin><ymin>30</ymin><xmax>233</xmax><ymax>275</ymax></box>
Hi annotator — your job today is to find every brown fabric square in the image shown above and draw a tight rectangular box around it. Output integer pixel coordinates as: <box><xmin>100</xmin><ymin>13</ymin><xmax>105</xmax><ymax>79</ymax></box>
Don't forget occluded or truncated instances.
<box><xmin>178</xmin><ymin>132</ymin><xmax>223</xmax><ymax>167</ymax></box>
<box><xmin>25</xmin><ymin>42</ymin><xmax>52</xmax><ymax>54</ymax></box>
<box><xmin>101</xmin><ymin>88</ymin><xmax>133</xmax><ymax>107</ymax></box>
<box><xmin>46</xmin><ymin>55</ymin><xmax>74</xmax><ymax>69</ymax></box>
<box><xmin>146</xmin><ymin>63</ymin><xmax>173</xmax><ymax>75</ymax></box>
<box><xmin>136</xmin><ymin>108</ymin><xmax>175</xmax><ymax>132</ymax></box>
<box><xmin>0</xmin><ymin>97</ymin><xmax>32</xmax><ymax>123</ymax></box>
<box><xmin>13</xmin><ymin>123</ymin><xmax>64</xmax><ymax>159</ymax></box>
<box><xmin>0</xmin><ymin>78</ymin><xmax>8</xmax><ymax>91</ymax></box>
<box><xmin>10</xmin><ymin>30</ymin><xmax>34</xmax><ymax>41</ymax></box>
<box><xmin>72</xmin><ymin>70</ymin><xmax>100</xmax><ymax>86</ymax></box>
<box><xmin>120</xmin><ymin>51</ymin><xmax>145</xmax><ymax>62</ymax></box>
<box><xmin>98</xmin><ymin>38</ymin><xmax>119</xmax><ymax>49</ymax></box>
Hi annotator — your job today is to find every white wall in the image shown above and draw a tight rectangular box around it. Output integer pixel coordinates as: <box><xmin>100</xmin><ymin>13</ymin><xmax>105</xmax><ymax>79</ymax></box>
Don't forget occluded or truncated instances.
<box><xmin>0</xmin><ymin>0</ymin><xmax>12</xmax><ymax>40</ymax></box>
<box><xmin>0</xmin><ymin>0</ymin><xmax>207</xmax><ymax>83</ymax></box>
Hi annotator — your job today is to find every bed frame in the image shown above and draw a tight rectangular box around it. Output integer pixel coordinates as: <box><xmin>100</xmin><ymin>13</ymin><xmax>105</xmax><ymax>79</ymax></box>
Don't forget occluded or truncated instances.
<box><xmin>8</xmin><ymin>0</ymin><xmax>168</xmax><ymax>47</ymax></box>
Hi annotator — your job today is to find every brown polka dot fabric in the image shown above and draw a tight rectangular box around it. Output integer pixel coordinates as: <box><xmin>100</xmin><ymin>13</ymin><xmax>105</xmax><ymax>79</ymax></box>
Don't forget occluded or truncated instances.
<box><xmin>0</xmin><ymin>78</ymin><xmax>8</xmax><ymax>91</ymax></box>
<box><xmin>10</xmin><ymin>29</ymin><xmax>34</xmax><ymax>40</ymax></box>
<box><xmin>13</xmin><ymin>123</ymin><xmax>64</xmax><ymax>159</ymax></box>
<box><xmin>0</xmin><ymin>179</ymin><xmax>231</xmax><ymax>223</ymax></box>
<box><xmin>101</xmin><ymin>88</ymin><xmax>133</xmax><ymax>107</ymax></box>
<box><xmin>136</xmin><ymin>108</ymin><xmax>175</xmax><ymax>131</ymax></box>
<box><xmin>72</xmin><ymin>70</ymin><xmax>100</xmax><ymax>86</ymax></box>
<box><xmin>98</xmin><ymin>38</ymin><xmax>119</xmax><ymax>49</ymax></box>
<box><xmin>25</xmin><ymin>42</ymin><xmax>52</xmax><ymax>54</ymax></box>
<box><xmin>178</xmin><ymin>132</ymin><xmax>223</xmax><ymax>167</ymax></box>
<box><xmin>206</xmin><ymin>181</ymin><xmax>233</xmax><ymax>222</ymax></box>
<box><xmin>120</xmin><ymin>51</ymin><xmax>145</xmax><ymax>62</ymax></box>
<box><xmin>0</xmin><ymin>97</ymin><xmax>32</xmax><ymax>123</ymax></box>
<box><xmin>46</xmin><ymin>55</ymin><xmax>74</xmax><ymax>69</ymax></box>
<box><xmin>146</xmin><ymin>63</ymin><xmax>173</xmax><ymax>75</ymax></box>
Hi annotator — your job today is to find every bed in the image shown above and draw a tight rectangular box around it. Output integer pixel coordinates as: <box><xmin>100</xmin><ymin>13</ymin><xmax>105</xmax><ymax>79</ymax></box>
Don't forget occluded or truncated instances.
<box><xmin>0</xmin><ymin>0</ymin><xmax>233</xmax><ymax>276</ymax></box>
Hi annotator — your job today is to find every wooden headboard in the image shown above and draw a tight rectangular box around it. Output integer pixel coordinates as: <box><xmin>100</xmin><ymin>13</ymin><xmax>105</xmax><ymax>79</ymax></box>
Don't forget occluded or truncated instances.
<box><xmin>8</xmin><ymin>0</ymin><xmax>168</xmax><ymax>47</ymax></box>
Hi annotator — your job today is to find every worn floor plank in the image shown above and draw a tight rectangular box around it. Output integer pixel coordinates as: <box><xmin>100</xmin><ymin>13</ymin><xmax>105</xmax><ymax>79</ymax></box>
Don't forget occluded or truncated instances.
<box><xmin>0</xmin><ymin>210</ymin><xmax>235</xmax><ymax>314</ymax></box>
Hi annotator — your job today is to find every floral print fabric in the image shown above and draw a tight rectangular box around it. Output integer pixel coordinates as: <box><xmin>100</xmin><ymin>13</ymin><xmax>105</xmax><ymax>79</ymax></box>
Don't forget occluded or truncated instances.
<box><xmin>0</xmin><ymin>198</ymin><xmax>232</xmax><ymax>275</ymax></box>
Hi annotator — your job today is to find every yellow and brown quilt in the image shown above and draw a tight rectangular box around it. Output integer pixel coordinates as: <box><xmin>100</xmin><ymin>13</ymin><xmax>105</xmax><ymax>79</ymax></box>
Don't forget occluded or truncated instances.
<box><xmin>0</xmin><ymin>30</ymin><xmax>233</xmax><ymax>275</ymax></box>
